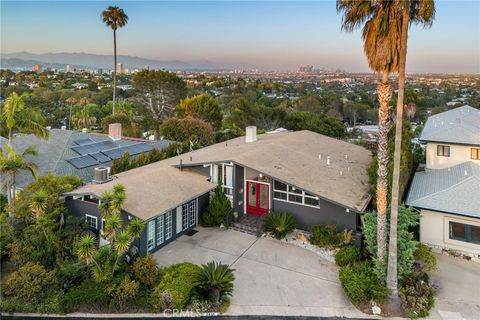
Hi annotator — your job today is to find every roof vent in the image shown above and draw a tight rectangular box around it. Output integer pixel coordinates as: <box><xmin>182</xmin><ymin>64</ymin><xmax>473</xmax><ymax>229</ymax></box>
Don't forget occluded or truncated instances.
<box><xmin>245</xmin><ymin>126</ymin><xmax>257</xmax><ymax>143</ymax></box>
<box><xmin>82</xmin><ymin>128</ymin><xmax>87</xmax><ymax>133</ymax></box>
<box><xmin>46</xmin><ymin>126</ymin><xmax>52</xmax><ymax>130</ymax></box>
<box><xmin>327</xmin><ymin>156</ymin><xmax>331</xmax><ymax>166</ymax></box>
<box><xmin>94</xmin><ymin>166</ymin><xmax>111</xmax><ymax>184</ymax></box>
<box><xmin>61</xmin><ymin>125</ymin><xmax>66</xmax><ymax>130</ymax></box>
<box><xmin>464</xmin><ymin>170</ymin><xmax>468</xmax><ymax>176</ymax></box>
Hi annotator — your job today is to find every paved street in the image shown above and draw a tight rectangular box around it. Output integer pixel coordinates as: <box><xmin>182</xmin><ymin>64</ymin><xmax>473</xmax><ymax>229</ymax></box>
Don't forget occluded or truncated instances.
<box><xmin>154</xmin><ymin>227</ymin><xmax>368</xmax><ymax>318</ymax></box>
<box><xmin>427</xmin><ymin>254</ymin><xmax>480</xmax><ymax>320</ymax></box>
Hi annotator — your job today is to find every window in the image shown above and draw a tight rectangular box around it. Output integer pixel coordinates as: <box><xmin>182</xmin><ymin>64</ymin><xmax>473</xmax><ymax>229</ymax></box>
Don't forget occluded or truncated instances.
<box><xmin>272</xmin><ymin>180</ymin><xmax>320</xmax><ymax>208</ymax></box>
<box><xmin>85</xmin><ymin>214</ymin><xmax>97</xmax><ymax>229</ymax></box>
<box><xmin>211</xmin><ymin>163</ymin><xmax>233</xmax><ymax>197</ymax></box>
<box><xmin>189</xmin><ymin>200</ymin><xmax>196</xmax><ymax>227</ymax></box>
<box><xmin>449</xmin><ymin>222</ymin><xmax>480</xmax><ymax>244</ymax></box>
<box><xmin>156</xmin><ymin>215</ymin><xmax>164</xmax><ymax>246</ymax></box>
<box><xmin>147</xmin><ymin>220</ymin><xmax>155</xmax><ymax>251</ymax></box>
<box><xmin>437</xmin><ymin>145</ymin><xmax>450</xmax><ymax>157</ymax></box>
<box><xmin>471</xmin><ymin>148</ymin><xmax>480</xmax><ymax>160</ymax></box>
<box><xmin>182</xmin><ymin>203</ymin><xmax>189</xmax><ymax>231</ymax></box>
<box><xmin>165</xmin><ymin>211</ymin><xmax>173</xmax><ymax>240</ymax></box>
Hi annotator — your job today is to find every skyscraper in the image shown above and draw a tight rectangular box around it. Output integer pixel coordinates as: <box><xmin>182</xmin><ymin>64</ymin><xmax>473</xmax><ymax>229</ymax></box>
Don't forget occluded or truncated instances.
<box><xmin>116</xmin><ymin>63</ymin><xmax>123</xmax><ymax>74</ymax></box>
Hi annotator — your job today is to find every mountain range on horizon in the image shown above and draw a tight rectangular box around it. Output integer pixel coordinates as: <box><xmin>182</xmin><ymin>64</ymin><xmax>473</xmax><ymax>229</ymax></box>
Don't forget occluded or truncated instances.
<box><xmin>0</xmin><ymin>51</ymin><xmax>257</xmax><ymax>71</ymax></box>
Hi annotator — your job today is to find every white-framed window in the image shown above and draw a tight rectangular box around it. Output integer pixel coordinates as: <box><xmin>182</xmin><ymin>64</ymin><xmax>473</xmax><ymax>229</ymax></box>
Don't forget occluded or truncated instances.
<box><xmin>189</xmin><ymin>199</ymin><xmax>197</xmax><ymax>227</ymax></box>
<box><xmin>156</xmin><ymin>215</ymin><xmax>164</xmax><ymax>246</ymax></box>
<box><xmin>211</xmin><ymin>163</ymin><xmax>234</xmax><ymax>197</ymax></box>
<box><xmin>165</xmin><ymin>211</ymin><xmax>173</xmax><ymax>240</ymax></box>
<box><xmin>147</xmin><ymin>220</ymin><xmax>155</xmax><ymax>251</ymax></box>
<box><xmin>273</xmin><ymin>180</ymin><xmax>320</xmax><ymax>208</ymax></box>
<box><xmin>182</xmin><ymin>203</ymin><xmax>189</xmax><ymax>231</ymax></box>
<box><xmin>85</xmin><ymin>214</ymin><xmax>98</xmax><ymax>229</ymax></box>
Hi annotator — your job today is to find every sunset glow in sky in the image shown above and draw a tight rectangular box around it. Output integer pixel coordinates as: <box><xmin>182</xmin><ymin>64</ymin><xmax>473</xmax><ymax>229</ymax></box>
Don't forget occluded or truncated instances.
<box><xmin>1</xmin><ymin>1</ymin><xmax>479</xmax><ymax>73</ymax></box>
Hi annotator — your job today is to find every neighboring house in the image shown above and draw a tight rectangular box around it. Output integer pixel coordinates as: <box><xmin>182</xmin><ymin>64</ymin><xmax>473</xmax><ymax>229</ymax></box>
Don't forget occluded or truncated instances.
<box><xmin>0</xmin><ymin>123</ymin><xmax>171</xmax><ymax>189</ymax></box>
<box><xmin>406</xmin><ymin>105</ymin><xmax>480</xmax><ymax>260</ymax></box>
<box><xmin>64</xmin><ymin>127</ymin><xmax>372</xmax><ymax>256</ymax></box>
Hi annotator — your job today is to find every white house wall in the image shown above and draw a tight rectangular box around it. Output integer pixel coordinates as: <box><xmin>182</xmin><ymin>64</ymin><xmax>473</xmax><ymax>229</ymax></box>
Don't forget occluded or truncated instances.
<box><xmin>420</xmin><ymin>209</ymin><xmax>480</xmax><ymax>260</ymax></box>
<box><xmin>426</xmin><ymin>143</ymin><xmax>480</xmax><ymax>169</ymax></box>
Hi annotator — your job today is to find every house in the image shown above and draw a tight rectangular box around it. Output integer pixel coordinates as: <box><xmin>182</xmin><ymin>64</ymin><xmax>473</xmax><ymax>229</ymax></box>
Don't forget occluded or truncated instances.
<box><xmin>406</xmin><ymin>105</ymin><xmax>480</xmax><ymax>260</ymax></box>
<box><xmin>0</xmin><ymin>123</ymin><xmax>171</xmax><ymax>189</ymax></box>
<box><xmin>64</xmin><ymin>127</ymin><xmax>373</xmax><ymax>256</ymax></box>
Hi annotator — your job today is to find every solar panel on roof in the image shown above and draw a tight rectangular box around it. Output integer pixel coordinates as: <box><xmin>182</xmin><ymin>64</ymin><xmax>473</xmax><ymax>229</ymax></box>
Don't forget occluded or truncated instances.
<box><xmin>101</xmin><ymin>146</ymin><xmax>130</xmax><ymax>160</ymax></box>
<box><xmin>90</xmin><ymin>152</ymin><xmax>111</xmax><ymax>163</ymax></box>
<box><xmin>71</xmin><ymin>140</ymin><xmax>116</xmax><ymax>155</ymax></box>
<box><xmin>66</xmin><ymin>155</ymin><xmax>98</xmax><ymax>169</ymax></box>
<box><xmin>73</xmin><ymin>138</ymin><xmax>94</xmax><ymax>146</ymax></box>
<box><xmin>126</xmin><ymin>143</ymin><xmax>153</xmax><ymax>155</ymax></box>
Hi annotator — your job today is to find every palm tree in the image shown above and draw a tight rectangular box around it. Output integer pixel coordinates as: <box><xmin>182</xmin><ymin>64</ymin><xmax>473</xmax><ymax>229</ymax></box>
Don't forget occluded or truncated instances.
<box><xmin>75</xmin><ymin>234</ymin><xmax>101</xmax><ymax>269</ymax></box>
<box><xmin>2</xmin><ymin>92</ymin><xmax>49</xmax><ymax>145</ymax></box>
<box><xmin>29</xmin><ymin>189</ymin><xmax>50</xmax><ymax>241</ymax></box>
<box><xmin>194</xmin><ymin>261</ymin><xmax>235</xmax><ymax>305</ymax></box>
<box><xmin>111</xmin><ymin>229</ymin><xmax>131</xmax><ymax>276</ymax></box>
<box><xmin>101</xmin><ymin>6</ymin><xmax>128</xmax><ymax>116</ymax></box>
<box><xmin>337</xmin><ymin>0</ymin><xmax>401</xmax><ymax>264</ymax></box>
<box><xmin>387</xmin><ymin>0</ymin><xmax>435</xmax><ymax>299</ymax></box>
<box><xmin>72</xmin><ymin>106</ymin><xmax>97</xmax><ymax>130</ymax></box>
<box><xmin>0</xmin><ymin>145</ymin><xmax>38</xmax><ymax>203</ymax></box>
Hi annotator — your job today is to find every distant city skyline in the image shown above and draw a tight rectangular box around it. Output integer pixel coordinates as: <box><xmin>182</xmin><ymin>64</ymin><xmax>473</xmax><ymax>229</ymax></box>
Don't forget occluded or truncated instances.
<box><xmin>1</xmin><ymin>1</ymin><xmax>479</xmax><ymax>73</ymax></box>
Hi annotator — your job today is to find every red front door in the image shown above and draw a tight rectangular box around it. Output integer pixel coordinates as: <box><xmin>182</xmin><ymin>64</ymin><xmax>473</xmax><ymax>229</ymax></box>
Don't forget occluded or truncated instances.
<box><xmin>246</xmin><ymin>181</ymin><xmax>269</xmax><ymax>216</ymax></box>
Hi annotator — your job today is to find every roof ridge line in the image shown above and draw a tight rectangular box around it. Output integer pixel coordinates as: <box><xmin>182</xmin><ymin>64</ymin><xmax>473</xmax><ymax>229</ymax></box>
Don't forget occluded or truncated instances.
<box><xmin>410</xmin><ymin>174</ymin><xmax>475</xmax><ymax>204</ymax></box>
<box><xmin>53</xmin><ymin>130</ymin><xmax>74</xmax><ymax>173</ymax></box>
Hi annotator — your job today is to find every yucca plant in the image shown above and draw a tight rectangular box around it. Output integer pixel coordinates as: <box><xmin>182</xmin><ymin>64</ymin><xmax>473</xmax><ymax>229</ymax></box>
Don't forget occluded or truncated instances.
<box><xmin>194</xmin><ymin>261</ymin><xmax>235</xmax><ymax>305</ymax></box>
<box><xmin>263</xmin><ymin>212</ymin><xmax>297</xmax><ymax>240</ymax></box>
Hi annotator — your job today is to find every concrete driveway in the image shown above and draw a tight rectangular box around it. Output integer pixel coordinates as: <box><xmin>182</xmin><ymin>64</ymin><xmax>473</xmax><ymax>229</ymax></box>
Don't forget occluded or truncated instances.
<box><xmin>154</xmin><ymin>227</ymin><xmax>368</xmax><ymax>318</ymax></box>
<box><xmin>427</xmin><ymin>254</ymin><xmax>480</xmax><ymax>320</ymax></box>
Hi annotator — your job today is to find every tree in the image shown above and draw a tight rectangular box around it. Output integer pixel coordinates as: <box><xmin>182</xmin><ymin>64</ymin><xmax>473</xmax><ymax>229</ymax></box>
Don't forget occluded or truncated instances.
<box><xmin>194</xmin><ymin>261</ymin><xmax>235</xmax><ymax>305</ymax></box>
<box><xmin>1</xmin><ymin>92</ymin><xmax>49</xmax><ymax>145</ymax></box>
<box><xmin>29</xmin><ymin>190</ymin><xmax>50</xmax><ymax>242</ymax></box>
<box><xmin>177</xmin><ymin>94</ymin><xmax>223</xmax><ymax>130</ymax></box>
<box><xmin>337</xmin><ymin>0</ymin><xmax>402</xmax><ymax>268</ymax></box>
<box><xmin>101</xmin><ymin>6</ymin><xmax>128</xmax><ymax>115</ymax></box>
<box><xmin>132</xmin><ymin>69</ymin><xmax>187</xmax><ymax>135</ymax></box>
<box><xmin>160</xmin><ymin>116</ymin><xmax>215</xmax><ymax>148</ymax></box>
<box><xmin>0</xmin><ymin>145</ymin><xmax>38</xmax><ymax>204</ymax></box>
<box><xmin>387</xmin><ymin>0</ymin><xmax>435</xmax><ymax>301</ymax></box>
<box><xmin>283</xmin><ymin>112</ymin><xmax>347</xmax><ymax>138</ymax></box>
<box><xmin>72</xmin><ymin>106</ymin><xmax>97</xmax><ymax>129</ymax></box>
<box><xmin>201</xmin><ymin>180</ymin><xmax>232</xmax><ymax>227</ymax></box>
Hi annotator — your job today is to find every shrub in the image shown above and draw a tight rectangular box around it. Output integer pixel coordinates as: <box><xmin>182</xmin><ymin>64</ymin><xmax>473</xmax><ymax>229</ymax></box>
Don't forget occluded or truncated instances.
<box><xmin>63</xmin><ymin>279</ymin><xmax>111</xmax><ymax>312</ymax></box>
<box><xmin>201</xmin><ymin>181</ymin><xmax>232</xmax><ymax>227</ymax></box>
<box><xmin>335</xmin><ymin>245</ymin><xmax>361</xmax><ymax>267</ymax></box>
<box><xmin>3</xmin><ymin>262</ymin><xmax>57</xmax><ymax>301</ymax></box>
<box><xmin>400</xmin><ymin>276</ymin><xmax>435</xmax><ymax>319</ymax></box>
<box><xmin>106</xmin><ymin>276</ymin><xmax>140</xmax><ymax>309</ymax></box>
<box><xmin>339</xmin><ymin>261</ymin><xmax>389</xmax><ymax>305</ymax></box>
<box><xmin>309</xmin><ymin>224</ymin><xmax>342</xmax><ymax>248</ymax></box>
<box><xmin>414</xmin><ymin>243</ymin><xmax>437</xmax><ymax>272</ymax></box>
<box><xmin>132</xmin><ymin>254</ymin><xmax>159</xmax><ymax>286</ymax></box>
<box><xmin>151</xmin><ymin>262</ymin><xmax>201</xmax><ymax>312</ymax></box>
<box><xmin>0</xmin><ymin>290</ymin><xmax>65</xmax><ymax>314</ymax></box>
<box><xmin>263</xmin><ymin>212</ymin><xmax>297</xmax><ymax>239</ymax></box>
<box><xmin>194</xmin><ymin>261</ymin><xmax>235</xmax><ymax>305</ymax></box>
<box><xmin>190</xmin><ymin>297</ymin><xmax>213</xmax><ymax>312</ymax></box>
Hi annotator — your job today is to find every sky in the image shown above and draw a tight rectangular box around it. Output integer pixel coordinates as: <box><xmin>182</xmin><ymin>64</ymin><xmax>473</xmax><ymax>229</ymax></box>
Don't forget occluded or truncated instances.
<box><xmin>1</xmin><ymin>0</ymin><xmax>479</xmax><ymax>73</ymax></box>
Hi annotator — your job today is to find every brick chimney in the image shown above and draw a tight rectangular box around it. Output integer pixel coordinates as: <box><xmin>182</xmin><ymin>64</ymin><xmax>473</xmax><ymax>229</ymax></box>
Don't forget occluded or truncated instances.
<box><xmin>108</xmin><ymin>123</ymin><xmax>122</xmax><ymax>141</ymax></box>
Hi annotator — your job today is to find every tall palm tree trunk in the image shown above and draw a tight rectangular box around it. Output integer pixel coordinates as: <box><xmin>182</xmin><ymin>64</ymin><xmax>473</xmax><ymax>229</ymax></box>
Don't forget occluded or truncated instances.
<box><xmin>112</xmin><ymin>29</ymin><xmax>117</xmax><ymax>116</ymax></box>
<box><xmin>376</xmin><ymin>69</ymin><xmax>392</xmax><ymax>263</ymax></box>
<box><xmin>387</xmin><ymin>6</ymin><xmax>410</xmax><ymax>301</ymax></box>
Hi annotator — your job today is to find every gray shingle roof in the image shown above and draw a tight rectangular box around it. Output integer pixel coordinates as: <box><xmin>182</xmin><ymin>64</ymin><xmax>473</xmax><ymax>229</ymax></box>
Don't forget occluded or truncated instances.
<box><xmin>0</xmin><ymin>129</ymin><xmax>171</xmax><ymax>189</ymax></box>
<box><xmin>419</xmin><ymin>105</ymin><xmax>480</xmax><ymax>146</ymax></box>
<box><xmin>406</xmin><ymin>161</ymin><xmax>480</xmax><ymax>218</ymax></box>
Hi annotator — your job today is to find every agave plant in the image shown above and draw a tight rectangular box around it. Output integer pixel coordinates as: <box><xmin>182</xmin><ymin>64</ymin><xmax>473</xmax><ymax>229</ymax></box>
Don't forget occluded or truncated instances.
<box><xmin>194</xmin><ymin>261</ymin><xmax>235</xmax><ymax>305</ymax></box>
<box><xmin>263</xmin><ymin>212</ymin><xmax>297</xmax><ymax>240</ymax></box>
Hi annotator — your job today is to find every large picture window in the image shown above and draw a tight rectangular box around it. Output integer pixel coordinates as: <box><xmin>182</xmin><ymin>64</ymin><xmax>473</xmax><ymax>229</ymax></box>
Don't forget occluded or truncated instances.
<box><xmin>211</xmin><ymin>163</ymin><xmax>233</xmax><ymax>196</ymax></box>
<box><xmin>147</xmin><ymin>220</ymin><xmax>155</xmax><ymax>251</ymax></box>
<box><xmin>449</xmin><ymin>222</ymin><xmax>480</xmax><ymax>244</ymax></box>
<box><xmin>273</xmin><ymin>180</ymin><xmax>319</xmax><ymax>208</ymax></box>
<box><xmin>437</xmin><ymin>145</ymin><xmax>450</xmax><ymax>157</ymax></box>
